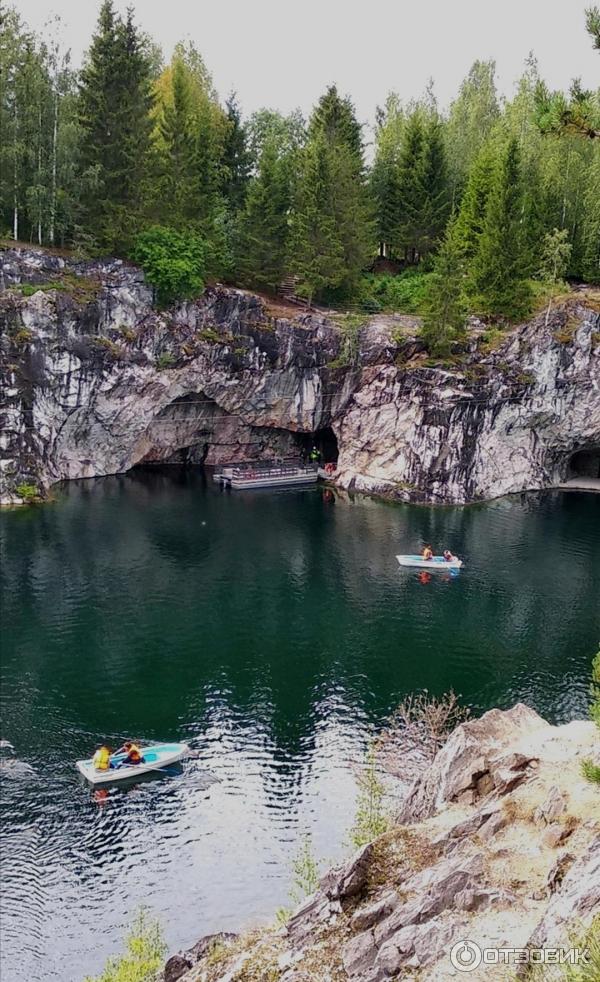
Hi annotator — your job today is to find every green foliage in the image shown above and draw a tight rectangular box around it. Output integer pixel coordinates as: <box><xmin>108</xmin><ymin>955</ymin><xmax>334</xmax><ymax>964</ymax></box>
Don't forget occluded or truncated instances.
<box><xmin>275</xmin><ymin>835</ymin><xmax>320</xmax><ymax>925</ymax></box>
<box><xmin>236</xmin><ymin>133</ymin><xmax>294</xmax><ymax>292</ymax></box>
<box><xmin>445</xmin><ymin>59</ymin><xmax>500</xmax><ymax>202</ymax></box>
<box><xmin>527</xmin><ymin>914</ymin><xmax>600</xmax><ymax>981</ymax></box>
<box><xmin>422</xmin><ymin>219</ymin><xmax>468</xmax><ymax>354</ymax></box>
<box><xmin>581</xmin><ymin>758</ymin><xmax>600</xmax><ymax>784</ymax></box>
<box><xmin>132</xmin><ymin>226</ymin><xmax>205</xmax><ymax>305</ymax></box>
<box><xmin>3</xmin><ymin>1</ymin><xmax>600</xmax><ymax>304</ymax></box>
<box><xmin>15</xmin><ymin>483</ymin><xmax>40</xmax><ymax>500</ymax></box>
<box><xmin>360</xmin><ymin>270</ymin><xmax>431</xmax><ymax>313</ymax></box>
<box><xmin>590</xmin><ymin>648</ymin><xmax>600</xmax><ymax>730</ymax></box>
<box><xmin>470</xmin><ymin>138</ymin><xmax>532</xmax><ymax>320</ymax></box>
<box><xmin>290</xmin><ymin>835</ymin><xmax>320</xmax><ymax>904</ymax></box>
<box><xmin>221</xmin><ymin>92</ymin><xmax>251</xmax><ymax>211</ymax></box>
<box><xmin>77</xmin><ymin>2</ymin><xmax>154</xmax><ymax>253</ymax></box>
<box><xmin>349</xmin><ymin>745</ymin><xmax>391</xmax><ymax>849</ymax></box>
<box><xmin>289</xmin><ymin>87</ymin><xmax>373</xmax><ymax>303</ymax></box>
<box><xmin>156</xmin><ymin>352</ymin><xmax>175</xmax><ymax>370</ymax></box>
<box><xmin>538</xmin><ymin>227</ymin><xmax>573</xmax><ymax>284</ymax></box>
<box><xmin>82</xmin><ymin>909</ymin><xmax>166</xmax><ymax>982</ymax></box>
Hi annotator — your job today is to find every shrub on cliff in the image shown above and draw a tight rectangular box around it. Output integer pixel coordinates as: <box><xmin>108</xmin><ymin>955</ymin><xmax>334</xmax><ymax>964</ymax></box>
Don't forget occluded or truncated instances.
<box><xmin>581</xmin><ymin>647</ymin><xmax>600</xmax><ymax>785</ymax></box>
<box><xmin>132</xmin><ymin>226</ymin><xmax>206</xmax><ymax>306</ymax></box>
<box><xmin>590</xmin><ymin>648</ymin><xmax>600</xmax><ymax>731</ymax></box>
<box><xmin>83</xmin><ymin>909</ymin><xmax>165</xmax><ymax>982</ymax></box>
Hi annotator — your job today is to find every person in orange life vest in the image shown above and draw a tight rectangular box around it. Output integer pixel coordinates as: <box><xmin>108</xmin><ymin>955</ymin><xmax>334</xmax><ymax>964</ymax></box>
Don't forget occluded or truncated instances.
<box><xmin>422</xmin><ymin>545</ymin><xmax>433</xmax><ymax>561</ymax></box>
<box><xmin>115</xmin><ymin>741</ymin><xmax>145</xmax><ymax>767</ymax></box>
<box><xmin>92</xmin><ymin>745</ymin><xmax>113</xmax><ymax>770</ymax></box>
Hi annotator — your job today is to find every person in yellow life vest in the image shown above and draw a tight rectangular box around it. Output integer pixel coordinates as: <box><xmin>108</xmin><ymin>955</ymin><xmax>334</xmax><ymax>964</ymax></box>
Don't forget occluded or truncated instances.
<box><xmin>92</xmin><ymin>745</ymin><xmax>112</xmax><ymax>771</ymax></box>
<box><xmin>115</xmin><ymin>741</ymin><xmax>145</xmax><ymax>768</ymax></box>
<box><xmin>422</xmin><ymin>545</ymin><xmax>433</xmax><ymax>561</ymax></box>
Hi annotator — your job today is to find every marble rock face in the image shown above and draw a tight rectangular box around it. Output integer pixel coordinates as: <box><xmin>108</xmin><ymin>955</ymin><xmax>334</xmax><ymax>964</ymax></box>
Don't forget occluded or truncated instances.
<box><xmin>1</xmin><ymin>248</ymin><xmax>599</xmax><ymax>506</ymax></box>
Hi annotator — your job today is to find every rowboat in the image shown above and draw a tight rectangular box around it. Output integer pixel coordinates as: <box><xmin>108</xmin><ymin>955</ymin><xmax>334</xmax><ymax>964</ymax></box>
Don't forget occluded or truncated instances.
<box><xmin>396</xmin><ymin>554</ymin><xmax>463</xmax><ymax>571</ymax></box>
<box><xmin>76</xmin><ymin>742</ymin><xmax>189</xmax><ymax>784</ymax></box>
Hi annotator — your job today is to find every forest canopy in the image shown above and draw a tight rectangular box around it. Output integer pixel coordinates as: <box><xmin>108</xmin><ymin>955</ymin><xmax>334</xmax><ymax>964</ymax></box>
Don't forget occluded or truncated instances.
<box><xmin>1</xmin><ymin>0</ymin><xmax>599</xmax><ymax>347</ymax></box>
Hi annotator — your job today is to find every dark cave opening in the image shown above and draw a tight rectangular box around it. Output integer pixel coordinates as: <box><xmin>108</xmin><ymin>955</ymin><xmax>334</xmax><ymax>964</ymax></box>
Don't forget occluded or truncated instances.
<box><xmin>294</xmin><ymin>427</ymin><xmax>339</xmax><ymax>464</ymax></box>
<box><xmin>567</xmin><ymin>449</ymin><xmax>600</xmax><ymax>479</ymax></box>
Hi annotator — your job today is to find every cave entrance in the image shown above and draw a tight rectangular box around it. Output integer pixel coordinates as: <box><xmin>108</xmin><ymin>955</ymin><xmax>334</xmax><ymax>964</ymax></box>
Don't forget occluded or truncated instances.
<box><xmin>567</xmin><ymin>449</ymin><xmax>600</xmax><ymax>480</ymax></box>
<box><xmin>294</xmin><ymin>427</ymin><xmax>339</xmax><ymax>464</ymax></box>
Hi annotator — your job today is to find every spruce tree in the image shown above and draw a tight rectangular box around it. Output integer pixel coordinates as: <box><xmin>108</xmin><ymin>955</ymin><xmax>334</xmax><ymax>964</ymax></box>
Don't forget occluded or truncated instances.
<box><xmin>471</xmin><ymin>138</ymin><xmax>532</xmax><ymax>319</ymax></box>
<box><xmin>308</xmin><ymin>84</ymin><xmax>363</xmax><ymax>168</ymax></box>
<box><xmin>78</xmin><ymin>0</ymin><xmax>153</xmax><ymax>253</ymax></box>
<box><xmin>395</xmin><ymin>110</ymin><xmax>425</xmax><ymax>261</ymax></box>
<box><xmin>236</xmin><ymin>136</ymin><xmax>292</xmax><ymax>291</ymax></box>
<box><xmin>371</xmin><ymin>93</ymin><xmax>404</xmax><ymax>258</ymax></box>
<box><xmin>413</xmin><ymin>113</ymin><xmax>450</xmax><ymax>258</ymax></box>
<box><xmin>289</xmin><ymin>135</ymin><xmax>345</xmax><ymax>305</ymax></box>
<box><xmin>222</xmin><ymin>93</ymin><xmax>250</xmax><ymax>212</ymax></box>
<box><xmin>452</xmin><ymin>141</ymin><xmax>496</xmax><ymax>262</ymax></box>
<box><xmin>422</xmin><ymin>219</ymin><xmax>468</xmax><ymax>354</ymax></box>
<box><xmin>155</xmin><ymin>54</ymin><xmax>198</xmax><ymax>225</ymax></box>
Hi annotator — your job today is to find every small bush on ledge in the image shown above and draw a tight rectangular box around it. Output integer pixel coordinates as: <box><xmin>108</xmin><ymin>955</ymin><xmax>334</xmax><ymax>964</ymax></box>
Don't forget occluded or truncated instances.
<box><xmin>15</xmin><ymin>483</ymin><xmax>41</xmax><ymax>502</ymax></box>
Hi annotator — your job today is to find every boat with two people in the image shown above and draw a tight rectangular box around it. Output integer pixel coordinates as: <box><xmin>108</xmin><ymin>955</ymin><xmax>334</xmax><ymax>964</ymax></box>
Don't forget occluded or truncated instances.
<box><xmin>396</xmin><ymin>547</ymin><xmax>463</xmax><ymax>571</ymax></box>
<box><xmin>77</xmin><ymin>741</ymin><xmax>189</xmax><ymax>784</ymax></box>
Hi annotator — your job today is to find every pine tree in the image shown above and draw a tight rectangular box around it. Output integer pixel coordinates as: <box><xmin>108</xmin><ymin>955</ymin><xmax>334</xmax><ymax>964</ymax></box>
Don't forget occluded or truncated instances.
<box><xmin>471</xmin><ymin>138</ymin><xmax>532</xmax><ymax>319</ymax></box>
<box><xmin>422</xmin><ymin>219</ymin><xmax>468</xmax><ymax>354</ymax></box>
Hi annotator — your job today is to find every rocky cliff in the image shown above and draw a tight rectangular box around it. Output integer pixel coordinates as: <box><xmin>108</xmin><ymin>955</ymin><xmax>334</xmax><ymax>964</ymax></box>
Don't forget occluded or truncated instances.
<box><xmin>164</xmin><ymin>706</ymin><xmax>600</xmax><ymax>982</ymax></box>
<box><xmin>1</xmin><ymin>247</ymin><xmax>599</xmax><ymax>505</ymax></box>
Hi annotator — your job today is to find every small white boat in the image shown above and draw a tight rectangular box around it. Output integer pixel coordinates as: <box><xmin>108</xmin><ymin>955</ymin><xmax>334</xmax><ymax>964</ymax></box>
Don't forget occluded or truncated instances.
<box><xmin>396</xmin><ymin>554</ymin><xmax>463</xmax><ymax>571</ymax></box>
<box><xmin>76</xmin><ymin>742</ymin><xmax>189</xmax><ymax>784</ymax></box>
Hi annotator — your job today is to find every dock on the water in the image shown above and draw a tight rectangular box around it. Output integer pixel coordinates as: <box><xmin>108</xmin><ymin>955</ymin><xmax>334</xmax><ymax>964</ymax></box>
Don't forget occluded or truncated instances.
<box><xmin>214</xmin><ymin>458</ymin><xmax>319</xmax><ymax>490</ymax></box>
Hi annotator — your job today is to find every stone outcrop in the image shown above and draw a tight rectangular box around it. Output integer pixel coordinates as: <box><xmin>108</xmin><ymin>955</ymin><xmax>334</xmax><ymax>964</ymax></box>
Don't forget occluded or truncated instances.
<box><xmin>166</xmin><ymin>707</ymin><xmax>599</xmax><ymax>982</ymax></box>
<box><xmin>1</xmin><ymin>246</ymin><xmax>600</xmax><ymax>506</ymax></box>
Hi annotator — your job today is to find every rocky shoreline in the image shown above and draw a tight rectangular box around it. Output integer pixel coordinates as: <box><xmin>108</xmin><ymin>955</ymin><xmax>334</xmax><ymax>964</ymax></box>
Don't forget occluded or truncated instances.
<box><xmin>163</xmin><ymin>705</ymin><xmax>600</xmax><ymax>982</ymax></box>
<box><xmin>1</xmin><ymin>247</ymin><xmax>599</xmax><ymax>507</ymax></box>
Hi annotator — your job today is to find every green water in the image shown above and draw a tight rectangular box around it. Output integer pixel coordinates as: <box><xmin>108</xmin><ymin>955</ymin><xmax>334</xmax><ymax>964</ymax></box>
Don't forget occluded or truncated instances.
<box><xmin>0</xmin><ymin>470</ymin><xmax>598</xmax><ymax>981</ymax></box>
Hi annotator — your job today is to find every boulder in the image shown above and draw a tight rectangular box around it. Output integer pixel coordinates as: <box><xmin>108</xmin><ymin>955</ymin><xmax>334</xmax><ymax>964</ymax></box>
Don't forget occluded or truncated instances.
<box><xmin>342</xmin><ymin>928</ymin><xmax>379</xmax><ymax>978</ymax></box>
<box><xmin>398</xmin><ymin>704</ymin><xmax>546</xmax><ymax>822</ymax></box>
<box><xmin>319</xmin><ymin>842</ymin><xmax>374</xmax><ymax>900</ymax></box>
<box><xmin>163</xmin><ymin>954</ymin><xmax>192</xmax><ymax>982</ymax></box>
<box><xmin>351</xmin><ymin>891</ymin><xmax>398</xmax><ymax>932</ymax></box>
<box><xmin>164</xmin><ymin>933</ymin><xmax>238</xmax><ymax>981</ymax></box>
<box><xmin>375</xmin><ymin>915</ymin><xmax>466</xmax><ymax>975</ymax></box>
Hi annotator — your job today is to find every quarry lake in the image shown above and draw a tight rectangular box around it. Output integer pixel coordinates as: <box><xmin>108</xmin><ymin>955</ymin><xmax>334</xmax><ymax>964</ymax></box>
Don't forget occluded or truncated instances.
<box><xmin>1</xmin><ymin>471</ymin><xmax>599</xmax><ymax>982</ymax></box>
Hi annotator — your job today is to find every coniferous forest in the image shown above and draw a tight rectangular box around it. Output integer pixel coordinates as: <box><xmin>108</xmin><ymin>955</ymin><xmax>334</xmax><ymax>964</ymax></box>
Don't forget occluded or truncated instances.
<box><xmin>1</xmin><ymin>1</ymin><xmax>599</xmax><ymax>350</ymax></box>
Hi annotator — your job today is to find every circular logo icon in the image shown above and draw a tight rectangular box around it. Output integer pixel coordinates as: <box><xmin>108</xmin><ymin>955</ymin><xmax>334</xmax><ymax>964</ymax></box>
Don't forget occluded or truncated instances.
<box><xmin>450</xmin><ymin>940</ymin><xmax>482</xmax><ymax>972</ymax></box>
